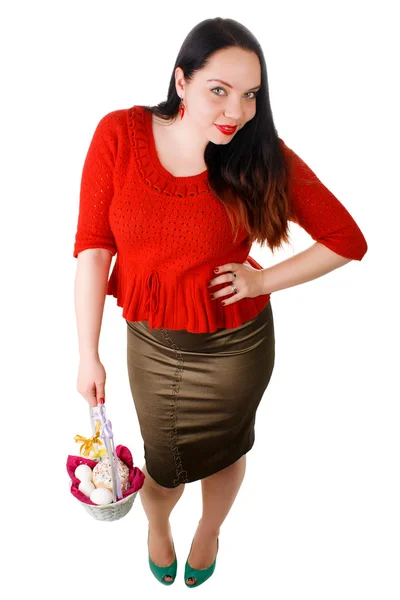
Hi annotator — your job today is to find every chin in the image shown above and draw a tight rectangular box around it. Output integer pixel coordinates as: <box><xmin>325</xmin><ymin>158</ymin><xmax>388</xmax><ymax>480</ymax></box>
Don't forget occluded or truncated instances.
<box><xmin>210</xmin><ymin>132</ymin><xmax>235</xmax><ymax>145</ymax></box>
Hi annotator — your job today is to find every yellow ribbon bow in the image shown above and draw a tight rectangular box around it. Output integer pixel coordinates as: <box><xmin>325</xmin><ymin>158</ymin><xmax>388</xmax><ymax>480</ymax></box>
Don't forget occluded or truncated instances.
<box><xmin>74</xmin><ymin>420</ymin><xmax>107</xmax><ymax>459</ymax></box>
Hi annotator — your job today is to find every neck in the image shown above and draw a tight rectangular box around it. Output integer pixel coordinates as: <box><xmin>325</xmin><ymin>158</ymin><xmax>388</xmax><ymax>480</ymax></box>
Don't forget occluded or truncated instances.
<box><xmin>155</xmin><ymin>113</ymin><xmax>209</xmax><ymax>162</ymax></box>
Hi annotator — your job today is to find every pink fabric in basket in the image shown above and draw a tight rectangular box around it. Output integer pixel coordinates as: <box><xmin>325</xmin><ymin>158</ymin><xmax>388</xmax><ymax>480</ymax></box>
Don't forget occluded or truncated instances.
<box><xmin>67</xmin><ymin>445</ymin><xmax>145</xmax><ymax>505</ymax></box>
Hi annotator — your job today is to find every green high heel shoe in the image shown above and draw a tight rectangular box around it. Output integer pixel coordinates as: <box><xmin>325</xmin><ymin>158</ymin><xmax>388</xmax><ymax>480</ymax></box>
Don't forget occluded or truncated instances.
<box><xmin>184</xmin><ymin>536</ymin><xmax>219</xmax><ymax>588</ymax></box>
<box><xmin>147</xmin><ymin>528</ymin><xmax>177</xmax><ymax>585</ymax></box>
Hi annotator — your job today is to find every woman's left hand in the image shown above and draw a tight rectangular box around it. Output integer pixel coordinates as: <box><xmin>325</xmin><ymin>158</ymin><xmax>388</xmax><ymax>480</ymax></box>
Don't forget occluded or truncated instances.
<box><xmin>208</xmin><ymin>261</ymin><xmax>266</xmax><ymax>306</ymax></box>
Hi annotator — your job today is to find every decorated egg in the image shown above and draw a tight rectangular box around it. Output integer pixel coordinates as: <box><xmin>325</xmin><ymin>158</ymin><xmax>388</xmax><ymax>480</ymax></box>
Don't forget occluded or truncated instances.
<box><xmin>75</xmin><ymin>464</ymin><xmax>93</xmax><ymax>481</ymax></box>
<box><xmin>78</xmin><ymin>480</ymin><xmax>95</xmax><ymax>498</ymax></box>
<box><xmin>90</xmin><ymin>487</ymin><xmax>114</xmax><ymax>505</ymax></box>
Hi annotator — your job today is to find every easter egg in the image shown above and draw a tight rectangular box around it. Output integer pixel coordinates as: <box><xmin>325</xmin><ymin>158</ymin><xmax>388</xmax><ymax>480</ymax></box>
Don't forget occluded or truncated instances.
<box><xmin>78</xmin><ymin>480</ymin><xmax>95</xmax><ymax>498</ymax></box>
<box><xmin>90</xmin><ymin>487</ymin><xmax>114</xmax><ymax>505</ymax></box>
<box><xmin>75</xmin><ymin>464</ymin><xmax>93</xmax><ymax>481</ymax></box>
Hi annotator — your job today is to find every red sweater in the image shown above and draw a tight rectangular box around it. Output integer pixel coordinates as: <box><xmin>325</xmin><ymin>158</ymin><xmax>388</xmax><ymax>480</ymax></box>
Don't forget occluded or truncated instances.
<box><xmin>73</xmin><ymin>105</ymin><xmax>367</xmax><ymax>333</ymax></box>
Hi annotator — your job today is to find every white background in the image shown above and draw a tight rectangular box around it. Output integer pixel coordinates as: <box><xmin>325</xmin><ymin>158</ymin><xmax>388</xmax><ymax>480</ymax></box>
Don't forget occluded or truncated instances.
<box><xmin>2</xmin><ymin>0</ymin><xmax>399</xmax><ymax>598</ymax></box>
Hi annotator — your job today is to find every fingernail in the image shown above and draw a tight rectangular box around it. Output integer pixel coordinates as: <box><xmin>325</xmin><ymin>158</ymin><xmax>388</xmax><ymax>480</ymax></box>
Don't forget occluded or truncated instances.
<box><xmin>221</xmin><ymin>301</ymin><xmax>226</xmax><ymax>306</ymax></box>
<box><xmin>98</xmin><ymin>398</ymin><xmax>105</xmax><ymax>404</ymax></box>
<box><xmin>214</xmin><ymin>269</ymin><xmax>219</xmax><ymax>273</ymax></box>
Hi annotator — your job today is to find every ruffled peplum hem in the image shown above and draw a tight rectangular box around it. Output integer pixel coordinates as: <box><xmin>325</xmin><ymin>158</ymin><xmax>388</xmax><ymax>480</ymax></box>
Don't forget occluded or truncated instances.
<box><xmin>127</xmin><ymin>105</ymin><xmax>211</xmax><ymax>197</ymax></box>
<box><xmin>107</xmin><ymin>254</ymin><xmax>271</xmax><ymax>334</ymax></box>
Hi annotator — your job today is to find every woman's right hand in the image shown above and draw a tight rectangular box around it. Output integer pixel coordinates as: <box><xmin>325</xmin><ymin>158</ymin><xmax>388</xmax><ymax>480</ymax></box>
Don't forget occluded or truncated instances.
<box><xmin>77</xmin><ymin>357</ymin><xmax>107</xmax><ymax>407</ymax></box>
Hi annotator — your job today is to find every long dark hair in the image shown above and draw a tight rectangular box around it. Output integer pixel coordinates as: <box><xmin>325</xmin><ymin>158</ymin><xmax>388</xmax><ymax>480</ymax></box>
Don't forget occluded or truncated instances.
<box><xmin>145</xmin><ymin>17</ymin><xmax>296</xmax><ymax>253</ymax></box>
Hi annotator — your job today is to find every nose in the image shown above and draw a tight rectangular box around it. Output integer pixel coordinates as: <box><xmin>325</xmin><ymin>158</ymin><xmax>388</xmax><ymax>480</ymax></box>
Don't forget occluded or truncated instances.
<box><xmin>223</xmin><ymin>96</ymin><xmax>245</xmax><ymax>121</ymax></box>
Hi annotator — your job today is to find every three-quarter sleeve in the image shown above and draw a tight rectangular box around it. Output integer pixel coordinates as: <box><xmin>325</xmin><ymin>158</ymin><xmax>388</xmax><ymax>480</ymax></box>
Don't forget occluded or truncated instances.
<box><xmin>280</xmin><ymin>139</ymin><xmax>368</xmax><ymax>261</ymax></box>
<box><xmin>73</xmin><ymin>112</ymin><xmax>118</xmax><ymax>258</ymax></box>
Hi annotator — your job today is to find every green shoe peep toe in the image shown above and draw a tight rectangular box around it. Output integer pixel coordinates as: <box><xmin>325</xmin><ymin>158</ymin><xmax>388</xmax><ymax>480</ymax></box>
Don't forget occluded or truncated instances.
<box><xmin>184</xmin><ymin>537</ymin><xmax>219</xmax><ymax>588</ymax></box>
<box><xmin>147</xmin><ymin>529</ymin><xmax>177</xmax><ymax>585</ymax></box>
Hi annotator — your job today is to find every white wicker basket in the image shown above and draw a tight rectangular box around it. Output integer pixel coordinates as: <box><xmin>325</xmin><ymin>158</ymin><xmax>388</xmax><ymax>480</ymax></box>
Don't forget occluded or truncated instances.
<box><xmin>79</xmin><ymin>489</ymin><xmax>138</xmax><ymax>522</ymax></box>
<box><xmin>74</xmin><ymin>405</ymin><xmax>139</xmax><ymax>522</ymax></box>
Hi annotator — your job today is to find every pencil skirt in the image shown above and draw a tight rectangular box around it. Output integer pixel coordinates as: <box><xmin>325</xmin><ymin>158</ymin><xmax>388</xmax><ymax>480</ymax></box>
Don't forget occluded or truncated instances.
<box><xmin>126</xmin><ymin>300</ymin><xmax>275</xmax><ymax>488</ymax></box>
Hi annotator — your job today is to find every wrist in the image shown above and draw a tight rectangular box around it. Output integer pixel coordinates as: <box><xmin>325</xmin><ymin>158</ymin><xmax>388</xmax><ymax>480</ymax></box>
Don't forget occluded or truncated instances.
<box><xmin>260</xmin><ymin>268</ymin><xmax>272</xmax><ymax>295</ymax></box>
<box><xmin>80</xmin><ymin>350</ymin><xmax>100</xmax><ymax>361</ymax></box>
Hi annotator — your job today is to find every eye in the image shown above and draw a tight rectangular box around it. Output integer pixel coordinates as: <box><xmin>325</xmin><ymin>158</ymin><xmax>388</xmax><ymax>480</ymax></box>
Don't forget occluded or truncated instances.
<box><xmin>211</xmin><ymin>87</ymin><xmax>225</xmax><ymax>96</ymax></box>
<box><xmin>211</xmin><ymin>88</ymin><xmax>258</xmax><ymax>99</ymax></box>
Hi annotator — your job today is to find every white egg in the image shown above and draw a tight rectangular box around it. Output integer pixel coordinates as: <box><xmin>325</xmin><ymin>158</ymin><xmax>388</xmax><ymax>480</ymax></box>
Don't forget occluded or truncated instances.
<box><xmin>75</xmin><ymin>464</ymin><xmax>93</xmax><ymax>481</ymax></box>
<box><xmin>90</xmin><ymin>487</ymin><xmax>114</xmax><ymax>505</ymax></box>
<box><xmin>78</xmin><ymin>479</ymin><xmax>95</xmax><ymax>497</ymax></box>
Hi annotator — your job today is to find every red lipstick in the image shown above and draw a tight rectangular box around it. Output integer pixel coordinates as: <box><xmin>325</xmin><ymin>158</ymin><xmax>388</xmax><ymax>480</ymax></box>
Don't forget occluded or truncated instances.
<box><xmin>215</xmin><ymin>124</ymin><xmax>237</xmax><ymax>135</ymax></box>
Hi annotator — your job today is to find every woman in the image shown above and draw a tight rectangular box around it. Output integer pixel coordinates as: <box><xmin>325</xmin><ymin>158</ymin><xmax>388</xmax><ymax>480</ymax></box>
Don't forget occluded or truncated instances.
<box><xmin>73</xmin><ymin>17</ymin><xmax>367</xmax><ymax>588</ymax></box>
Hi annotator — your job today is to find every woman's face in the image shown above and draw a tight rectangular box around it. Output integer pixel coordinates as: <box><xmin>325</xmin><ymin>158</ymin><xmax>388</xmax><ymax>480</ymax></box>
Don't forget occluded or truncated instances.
<box><xmin>176</xmin><ymin>47</ymin><xmax>261</xmax><ymax>144</ymax></box>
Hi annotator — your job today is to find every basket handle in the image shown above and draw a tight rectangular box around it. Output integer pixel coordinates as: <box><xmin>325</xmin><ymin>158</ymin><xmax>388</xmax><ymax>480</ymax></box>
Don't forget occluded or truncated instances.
<box><xmin>89</xmin><ymin>405</ymin><xmax>123</xmax><ymax>503</ymax></box>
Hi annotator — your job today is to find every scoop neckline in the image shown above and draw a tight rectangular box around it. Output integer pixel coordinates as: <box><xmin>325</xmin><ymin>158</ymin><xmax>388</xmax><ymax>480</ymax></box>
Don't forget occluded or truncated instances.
<box><xmin>142</xmin><ymin>106</ymin><xmax>209</xmax><ymax>184</ymax></box>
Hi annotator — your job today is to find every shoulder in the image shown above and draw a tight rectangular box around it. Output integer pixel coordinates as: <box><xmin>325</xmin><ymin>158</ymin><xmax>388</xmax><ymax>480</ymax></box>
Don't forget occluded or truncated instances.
<box><xmin>86</xmin><ymin>107</ymin><xmax>134</xmax><ymax>156</ymax></box>
<box><xmin>94</xmin><ymin>107</ymin><xmax>131</xmax><ymax>137</ymax></box>
<box><xmin>277</xmin><ymin>136</ymin><xmax>292</xmax><ymax>159</ymax></box>
<box><xmin>277</xmin><ymin>137</ymin><xmax>310</xmax><ymax>177</ymax></box>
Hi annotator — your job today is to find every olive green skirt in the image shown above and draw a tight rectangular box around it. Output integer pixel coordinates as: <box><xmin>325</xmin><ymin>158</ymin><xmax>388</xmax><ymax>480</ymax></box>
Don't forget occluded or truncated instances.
<box><xmin>126</xmin><ymin>301</ymin><xmax>275</xmax><ymax>488</ymax></box>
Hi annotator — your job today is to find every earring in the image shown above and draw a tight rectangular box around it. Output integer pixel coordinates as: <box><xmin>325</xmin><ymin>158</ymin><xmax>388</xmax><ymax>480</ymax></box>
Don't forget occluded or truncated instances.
<box><xmin>179</xmin><ymin>98</ymin><xmax>186</xmax><ymax>119</ymax></box>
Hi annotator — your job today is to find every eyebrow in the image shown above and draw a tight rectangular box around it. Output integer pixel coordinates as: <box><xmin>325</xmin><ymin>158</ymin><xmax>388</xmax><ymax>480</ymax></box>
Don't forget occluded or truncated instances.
<box><xmin>206</xmin><ymin>79</ymin><xmax>261</xmax><ymax>91</ymax></box>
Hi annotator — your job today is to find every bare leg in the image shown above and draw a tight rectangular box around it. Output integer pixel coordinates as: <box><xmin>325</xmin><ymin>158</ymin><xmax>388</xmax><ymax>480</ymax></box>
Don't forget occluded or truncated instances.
<box><xmin>186</xmin><ymin>455</ymin><xmax>247</xmax><ymax>585</ymax></box>
<box><xmin>140</xmin><ymin>463</ymin><xmax>185</xmax><ymax>581</ymax></box>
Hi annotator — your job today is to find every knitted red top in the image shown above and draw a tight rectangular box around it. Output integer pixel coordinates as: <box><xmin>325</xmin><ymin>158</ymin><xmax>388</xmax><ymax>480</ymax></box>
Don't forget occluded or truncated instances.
<box><xmin>73</xmin><ymin>105</ymin><xmax>367</xmax><ymax>333</ymax></box>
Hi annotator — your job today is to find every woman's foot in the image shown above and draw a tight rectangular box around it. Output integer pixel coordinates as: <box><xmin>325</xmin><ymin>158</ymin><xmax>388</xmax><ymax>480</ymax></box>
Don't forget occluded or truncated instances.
<box><xmin>186</xmin><ymin>519</ymin><xmax>220</xmax><ymax>586</ymax></box>
<box><xmin>148</xmin><ymin>523</ymin><xmax>176</xmax><ymax>583</ymax></box>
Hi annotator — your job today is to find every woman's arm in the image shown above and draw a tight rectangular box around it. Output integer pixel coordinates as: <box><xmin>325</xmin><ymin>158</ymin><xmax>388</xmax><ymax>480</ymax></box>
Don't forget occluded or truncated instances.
<box><xmin>74</xmin><ymin>249</ymin><xmax>113</xmax><ymax>359</ymax></box>
<box><xmin>280</xmin><ymin>139</ymin><xmax>368</xmax><ymax>262</ymax></box>
<box><xmin>261</xmin><ymin>242</ymin><xmax>352</xmax><ymax>295</ymax></box>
